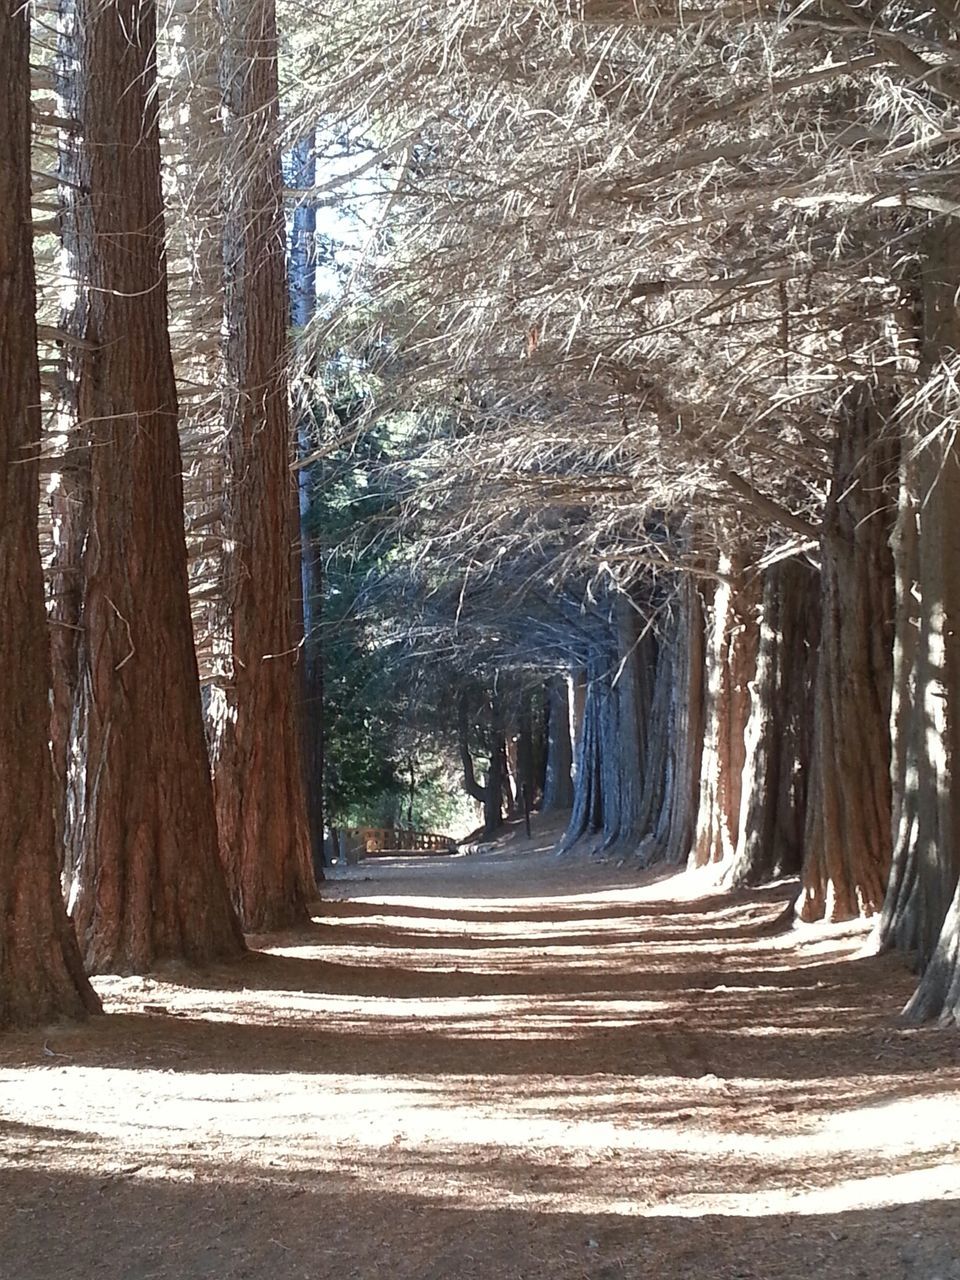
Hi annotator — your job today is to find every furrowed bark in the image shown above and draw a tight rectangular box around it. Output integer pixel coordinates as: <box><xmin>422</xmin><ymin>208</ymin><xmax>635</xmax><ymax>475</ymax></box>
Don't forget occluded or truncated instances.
<box><xmin>68</xmin><ymin>0</ymin><xmax>244</xmax><ymax>972</ymax></box>
<box><xmin>689</xmin><ymin>551</ymin><xmax>761</xmax><ymax>872</ymax></box>
<box><xmin>659</xmin><ymin>576</ymin><xmax>706</xmax><ymax>866</ymax></box>
<box><xmin>800</xmin><ymin>389</ymin><xmax>896</xmax><ymax>923</ymax></box>
<box><xmin>558</xmin><ymin>655</ymin><xmax>606</xmax><ymax>851</ymax></box>
<box><xmin>0</xmin><ymin>0</ymin><xmax>99</xmax><ymax>1025</ymax></box>
<box><xmin>728</xmin><ymin>558</ymin><xmax>820</xmax><ymax>887</ymax></box>
<box><xmin>211</xmin><ymin>0</ymin><xmax>315</xmax><ymax>929</ymax></box>
<box><xmin>601</xmin><ymin>595</ymin><xmax>654</xmax><ymax>852</ymax></box>
<box><xmin>893</xmin><ymin>225</ymin><xmax>960</xmax><ymax>1024</ymax></box>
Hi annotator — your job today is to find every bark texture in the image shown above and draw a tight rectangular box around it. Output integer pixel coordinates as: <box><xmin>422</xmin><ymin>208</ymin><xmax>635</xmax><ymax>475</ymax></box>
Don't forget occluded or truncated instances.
<box><xmin>601</xmin><ymin>597</ymin><xmax>654</xmax><ymax>851</ymax></box>
<box><xmin>659</xmin><ymin>577</ymin><xmax>706</xmax><ymax>865</ymax></box>
<box><xmin>800</xmin><ymin>390</ymin><xmax>896</xmax><ymax>922</ymax></box>
<box><xmin>0</xmin><ymin>0</ymin><xmax>100</xmax><ymax>1026</ymax></box>
<box><xmin>68</xmin><ymin>0</ymin><xmax>244</xmax><ymax>971</ymax></box>
<box><xmin>689</xmin><ymin>555</ymin><xmax>761</xmax><ymax>871</ymax></box>
<box><xmin>728</xmin><ymin>559</ymin><xmax>820</xmax><ymax>887</ymax></box>
<box><xmin>457</xmin><ymin>696</ymin><xmax>504</xmax><ymax>837</ymax></box>
<box><xmin>558</xmin><ymin>656</ymin><xmax>606</xmax><ymax>851</ymax></box>
<box><xmin>212</xmin><ymin>0</ymin><xmax>314</xmax><ymax>928</ymax></box>
<box><xmin>893</xmin><ymin>227</ymin><xmax>960</xmax><ymax>1023</ymax></box>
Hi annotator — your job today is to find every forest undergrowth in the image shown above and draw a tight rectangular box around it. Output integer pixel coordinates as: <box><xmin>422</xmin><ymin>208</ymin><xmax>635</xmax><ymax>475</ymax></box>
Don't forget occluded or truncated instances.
<box><xmin>2</xmin><ymin>819</ymin><xmax>959</xmax><ymax>1280</ymax></box>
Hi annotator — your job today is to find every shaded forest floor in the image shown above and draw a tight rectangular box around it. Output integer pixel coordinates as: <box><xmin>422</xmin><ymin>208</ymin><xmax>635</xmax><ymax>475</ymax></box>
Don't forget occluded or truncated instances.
<box><xmin>2</xmin><ymin>821</ymin><xmax>960</xmax><ymax>1279</ymax></box>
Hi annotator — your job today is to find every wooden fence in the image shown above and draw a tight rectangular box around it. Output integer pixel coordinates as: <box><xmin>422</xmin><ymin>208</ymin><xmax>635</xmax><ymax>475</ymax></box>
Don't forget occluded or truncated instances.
<box><xmin>339</xmin><ymin>826</ymin><xmax>456</xmax><ymax>858</ymax></box>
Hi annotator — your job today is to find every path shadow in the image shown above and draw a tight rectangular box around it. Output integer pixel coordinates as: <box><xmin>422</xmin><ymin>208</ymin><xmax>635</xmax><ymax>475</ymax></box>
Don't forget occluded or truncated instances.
<box><xmin>3</xmin><ymin>1161</ymin><xmax>959</xmax><ymax>1280</ymax></box>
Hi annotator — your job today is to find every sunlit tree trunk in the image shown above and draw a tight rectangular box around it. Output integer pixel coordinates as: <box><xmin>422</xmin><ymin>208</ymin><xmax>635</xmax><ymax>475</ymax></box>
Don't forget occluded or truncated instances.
<box><xmin>212</xmin><ymin>0</ymin><xmax>315</xmax><ymax>928</ymax></box>
<box><xmin>660</xmin><ymin>576</ymin><xmax>705</xmax><ymax>865</ymax></box>
<box><xmin>728</xmin><ymin>558</ymin><xmax>819</xmax><ymax>887</ymax></box>
<box><xmin>0</xmin><ymin>0</ymin><xmax>99</xmax><ymax>1025</ymax></box>
<box><xmin>800</xmin><ymin>390</ymin><xmax>896</xmax><ymax>922</ymax></box>
<box><xmin>68</xmin><ymin>0</ymin><xmax>244</xmax><ymax>971</ymax></box>
<box><xmin>689</xmin><ymin>551</ymin><xmax>761</xmax><ymax>871</ymax></box>
<box><xmin>887</xmin><ymin>226</ymin><xmax>960</xmax><ymax>1023</ymax></box>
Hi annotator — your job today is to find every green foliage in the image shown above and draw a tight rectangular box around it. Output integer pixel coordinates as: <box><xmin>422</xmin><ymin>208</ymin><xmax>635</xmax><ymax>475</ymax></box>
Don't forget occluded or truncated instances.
<box><xmin>308</xmin><ymin>361</ymin><xmax>477</xmax><ymax>833</ymax></box>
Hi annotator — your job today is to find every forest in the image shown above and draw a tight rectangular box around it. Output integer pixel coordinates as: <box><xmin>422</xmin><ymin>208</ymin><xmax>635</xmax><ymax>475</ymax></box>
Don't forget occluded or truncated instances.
<box><xmin>5</xmin><ymin>0</ymin><xmax>960</xmax><ymax>1027</ymax></box>
<box><xmin>6</xmin><ymin>3</ymin><xmax>960</xmax><ymax>1275</ymax></box>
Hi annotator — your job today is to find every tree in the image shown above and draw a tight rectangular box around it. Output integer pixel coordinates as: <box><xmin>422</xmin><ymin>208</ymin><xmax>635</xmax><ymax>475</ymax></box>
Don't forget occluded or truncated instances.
<box><xmin>212</xmin><ymin>0</ymin><xmax>315</xmax><ymax>929</ymax></box>
<box><xmin>0</xmin><ymin>0</ymin><xmax>99</xmax><ymax>1025</ymax></box>
<box><xmin>799</xmin><ymin>392</ymin><xmax>897</xmax><ymax>923</ymax></box>
<box><xmin>67</xmin><ymin>0</ymin><xmax>244</xmax><ymax>971</ymax></box>
<box><xmin>890</xmin><ymin>226</ymin><xmax>960</xmax><ymax>1024</ymax></box>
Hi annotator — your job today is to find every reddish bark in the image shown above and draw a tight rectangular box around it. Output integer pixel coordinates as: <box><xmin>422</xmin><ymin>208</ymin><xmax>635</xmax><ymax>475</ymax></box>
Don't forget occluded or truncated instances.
<box><xmin>68</xmin><ymin>0</ymin><xmax>244</xmax><ymax>971</ymax></box>
<box><xmin>800</xmin><ymin>390</ymin><xmax>896</xmax><ymax>922</ymax></box>
<box><xmin>729</xmin><ymin>559</ymin><xmax>820</xmax><ymax>887</ymax></box>
<box><xmin>211</xmin><ymin>0</ymin><xmax>315</xmax><ymax>929</ymax></box>
<box><xmin>690</xmin><ymin>552</ymin><xmax>761</xmax><ymax>871</ymax></box>
<box><xmin>0</xmin><ymin>0</ymin><xmax>99</xmax><ymax>1027</ymax></box>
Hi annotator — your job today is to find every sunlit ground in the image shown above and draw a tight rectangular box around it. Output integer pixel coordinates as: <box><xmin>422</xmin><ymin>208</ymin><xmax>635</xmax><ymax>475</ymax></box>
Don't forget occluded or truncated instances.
<box><xmin>2</xmin><ymin>838</ymin><xmax>960</xmax><ymax>1279</ymax></box>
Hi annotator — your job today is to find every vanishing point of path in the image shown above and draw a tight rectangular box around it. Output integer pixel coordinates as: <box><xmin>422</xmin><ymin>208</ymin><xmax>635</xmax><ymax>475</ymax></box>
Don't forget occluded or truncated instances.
<box><xmin>2</xmin><ymin>836</ymin><xmax>960</xmax><ymax>1280</ymax></box>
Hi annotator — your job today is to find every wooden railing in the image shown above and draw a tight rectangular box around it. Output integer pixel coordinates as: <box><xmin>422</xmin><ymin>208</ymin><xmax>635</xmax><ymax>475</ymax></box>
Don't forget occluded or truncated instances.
<box><xmin>340</xmin><ymin>826</ymin><xmax>455</xmax><ymax>857</ymax></box>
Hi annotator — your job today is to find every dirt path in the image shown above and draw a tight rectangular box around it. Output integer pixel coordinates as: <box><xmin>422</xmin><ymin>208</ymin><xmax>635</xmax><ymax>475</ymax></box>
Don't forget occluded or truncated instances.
<box><xmin>2</xmin><ymin>836</ymin><xmax>960</xmax><ymax>1279</ymax></box>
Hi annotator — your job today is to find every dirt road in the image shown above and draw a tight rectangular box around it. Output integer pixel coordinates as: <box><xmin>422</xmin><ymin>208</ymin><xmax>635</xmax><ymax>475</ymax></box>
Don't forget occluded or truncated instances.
<box><xmin>2</xmin><ymin>839</ymin><xmax>959</xmax><ymax>1279</ymax></box>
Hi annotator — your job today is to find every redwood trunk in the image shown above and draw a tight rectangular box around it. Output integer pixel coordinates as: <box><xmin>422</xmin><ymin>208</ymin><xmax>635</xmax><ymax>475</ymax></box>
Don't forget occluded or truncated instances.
<box><xmin>689</xmin><ymin>554</ymin><xmax>761</xmax><ymax>871</ymax></box>
<box><xmin>729</xmin><ymin>559</ymin><xmax>820</xmax><ymax>887</ymax></box>
<box><xmin>558</xmin><ymin>656</ymin><xmax>605</xmax><ymax>851</ymax></box>
<box><xmin>800</xmin><ymin>391</ymin><xmax>896</xmax><ymax>922</ymax></box>
<box><xmin>891</xmin><ymin>227</ymin><xmax>960</xmax><ymax>1023</ymax></box>
<box><xmin>0</xmin><ymin>0</ymin><xmax>99</xmax><ymax>1025</ymax></box>
<box><xmin>660</xmin><ymin>576</ymin><xmax>705</xmax><ymax>865</ymax></box>
<box><xmin>602</xmin><ymin>595</ymin><xmax>654</xmax><ymax>852</ymax></box>
<box><xmin>68</xmin><ymin>0</ymin><xmax>244</xmax><ymax>971</ymax></box>
<box><xmin>212</xmin><ymin>0</ymin><xmax>314</xmax><ymax>929</ymax></box>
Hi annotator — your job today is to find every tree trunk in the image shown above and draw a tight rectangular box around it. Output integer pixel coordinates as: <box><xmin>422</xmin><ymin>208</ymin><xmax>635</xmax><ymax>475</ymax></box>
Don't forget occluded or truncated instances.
<box><xmin>212</xmin><ymin>0</ymin><xmax>315</xmax><ymax>929</ymax></box>
<box><xmin>542</xmin><ymin>676</ymin><xmax>574</xmax><ymax>810</ymax></box>
<box><xmin>601</xmin><ymin>595</ymin><xmax>655</xmax><ymax>851</ymax></box>
<box><xmin>558</xmin><ymin>656</ymin><xmax>605</xmax><ymax>851</ymax></box>
<box><xmin>68</xmin><ymin>0</ymin><xmax>244</xmax><ymax>972</ymax></box>
<box><xmin>800</xmin><ymin>389</ymin><xmax>896</xmax><ymax>923</ymax></box>
<box><xmin>728</xmin><ymin>559</ymin><xmax>820</xmax><ymax>887</ymax></box>
<box><xmin>660</xmin><ymin>576</ymin><xmax>706</xmax><ymax>865</ymax></box>
<box><xmin>689</xmin><ymin>553</ymin><xmax>761</xmax><ymax>871</ymax></box>
<box><xmin>0</xmin><ymin>0</ymin><xmax>100</xmax><ymax>1025</ymax></box>
<box><xmin>457</xmin><ymin>695</ymin><xmax>503</xmax><ymax>837</ymax></box>
<box><xmin>289</xmin><ymin>133</ymin><xmax>325</xmax><ymax>884</ymax></box>
<box><xmin>569</xmin><ymin>670</ymin><xmax>587</xmax><ymax>774</ymax></box>
<box><xmin>891</xmin><ymin>226</ymin><xmax>960</xmax><ymax>1023</ymax></box>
